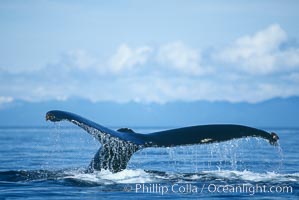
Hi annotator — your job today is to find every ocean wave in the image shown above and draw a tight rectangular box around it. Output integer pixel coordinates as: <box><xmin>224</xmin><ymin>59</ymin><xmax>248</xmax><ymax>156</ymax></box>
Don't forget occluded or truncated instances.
<box><xmin>1</xmin><ymin>169</ymin><xmax>298</xmax><ymax>186</ymax></box>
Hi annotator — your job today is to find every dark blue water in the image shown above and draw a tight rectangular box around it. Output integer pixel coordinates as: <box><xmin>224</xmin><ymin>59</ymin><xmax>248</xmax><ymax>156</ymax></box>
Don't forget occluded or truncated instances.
<box><xmin>0</xmin><ymin>125</ymin><xmax>298</xmax><ymax>199</ymax></box>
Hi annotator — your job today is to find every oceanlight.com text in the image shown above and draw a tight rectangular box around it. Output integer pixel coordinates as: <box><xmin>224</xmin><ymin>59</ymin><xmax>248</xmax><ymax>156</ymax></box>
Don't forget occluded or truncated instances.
<box><xmin>124</xmin><ymin>183</ymin><xmax>293</xmax><ymax>196</ymax></box>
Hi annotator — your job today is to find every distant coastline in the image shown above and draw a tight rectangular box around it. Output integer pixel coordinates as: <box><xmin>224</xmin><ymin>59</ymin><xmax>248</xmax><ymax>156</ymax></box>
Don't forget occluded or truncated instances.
<box><xmin>0</xmin><ymin>96</ymin><xmax>298</xmax><ymax>127</ymax></box>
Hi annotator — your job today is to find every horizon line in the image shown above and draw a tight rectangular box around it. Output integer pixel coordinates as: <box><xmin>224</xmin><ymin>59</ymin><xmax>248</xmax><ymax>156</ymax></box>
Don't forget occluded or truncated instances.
<box><xmin>1</xmin><ymin>95</ymin><xmax>299</xmax><ymax>105</ymax></box>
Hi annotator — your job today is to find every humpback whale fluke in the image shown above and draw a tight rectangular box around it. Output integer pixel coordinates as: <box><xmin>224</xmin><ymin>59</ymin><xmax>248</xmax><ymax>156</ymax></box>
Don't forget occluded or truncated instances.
<box><xmin>46</xmin><ymin>110</ymin><xmax>279</xmax><ymax>173</ymax></box>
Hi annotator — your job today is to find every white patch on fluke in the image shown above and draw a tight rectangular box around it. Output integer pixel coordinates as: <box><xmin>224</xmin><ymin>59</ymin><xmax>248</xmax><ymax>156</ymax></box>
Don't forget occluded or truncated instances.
<box><xmin>201</xmin><ymin>138</ymin><xmax>213</xmax><ymax>143</ymax></box>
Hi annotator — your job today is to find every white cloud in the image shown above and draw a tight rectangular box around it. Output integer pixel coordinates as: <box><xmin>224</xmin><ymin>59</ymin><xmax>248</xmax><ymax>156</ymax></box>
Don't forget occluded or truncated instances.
<box><xmin>76</xmin><ymin>76</ymin><xmax>298</xmax><ymax>103</ymax></box>
<box><xmin>284</xmin><ymin>72</ymin><xmax>299</xmax><ymax>82</ymax></box>
<box><xmin>157</xmin><ymin>41</ymin><xmax>204</xmax><ymax>75</ymax></box>
<box><xmin>277</xmin><ymin>48</ymin><xmax>299</xmax><ymax>67</ymax></box>
<box><xmin>53</xmin><ymin>45</ymin><xmax>153</xmax><ymax>75</ymax></box>
<box><xmin>1</xmin><ymin>25</ymin><xmax>299</xmax><ymax>104</ymax></box>
<box><xmin>1</xmin><ymin>66</ymin><xmax>299</xmax><ymax>104</ymax></box>
<box><xmin>62</xmin><ymin>49</ymin><xmax>97</xmax><ymax>70</ymax></box>
<box><xmin>215</xmin><ymin>24</ymin><xmax>299</xmax><ymax>74</ymax></box>
<box><xmin>0</xmin><ymin>96</ymin><xmax>13</xmax><ymax>104</ymax></box>
<box><xmin>108</xmin><ymin>44</ymin><xmax>152</xmax><ymax>73</ymax></box>
<box><xmin>52</xmin><ymin>42</ymin><xmax>209</xmax><ymax>77</ymax></box>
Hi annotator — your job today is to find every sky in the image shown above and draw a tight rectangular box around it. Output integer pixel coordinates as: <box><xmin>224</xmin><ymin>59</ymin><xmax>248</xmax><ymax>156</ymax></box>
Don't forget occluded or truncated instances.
<box><xmin>1</xmin><ymin>0</ymin><xmax>299</xmax><ymax>104</ymax></box>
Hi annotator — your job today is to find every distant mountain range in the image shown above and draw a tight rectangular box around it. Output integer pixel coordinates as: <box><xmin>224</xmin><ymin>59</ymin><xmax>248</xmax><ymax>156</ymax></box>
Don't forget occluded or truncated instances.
<box><xmin>0</xmin><ymin>97</ymin><xmax>298</xmax><ymax>128</ymax></box>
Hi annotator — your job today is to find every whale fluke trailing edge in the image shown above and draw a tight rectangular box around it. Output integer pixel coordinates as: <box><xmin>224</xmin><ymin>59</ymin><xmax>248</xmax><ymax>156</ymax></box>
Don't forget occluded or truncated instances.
<box><xmin>46</xmin><ymin>110</ymin><xmax>279</xmax><ymax>173</ymax></box>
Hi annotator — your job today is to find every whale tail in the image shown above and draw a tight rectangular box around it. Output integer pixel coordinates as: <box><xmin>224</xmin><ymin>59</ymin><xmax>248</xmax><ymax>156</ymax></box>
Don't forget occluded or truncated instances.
<box><xmin>46</xmin><ymin>110</ymin><xmax>279</xmax><ymax>173</ymax></box>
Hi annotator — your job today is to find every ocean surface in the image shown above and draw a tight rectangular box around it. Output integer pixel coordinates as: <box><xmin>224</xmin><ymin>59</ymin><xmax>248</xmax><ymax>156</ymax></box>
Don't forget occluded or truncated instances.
<box><xmin>0</xmin><ymin>124</ymin><xmax>298</xmax><ymax>199</ymax></box>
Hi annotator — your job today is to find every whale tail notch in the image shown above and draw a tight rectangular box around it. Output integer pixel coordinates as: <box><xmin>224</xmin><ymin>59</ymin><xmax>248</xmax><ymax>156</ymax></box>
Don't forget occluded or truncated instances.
<box><xmin>46</xmin><ymin>110</ymin><xmax>279</xmax><ymax>173</ymax></box>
